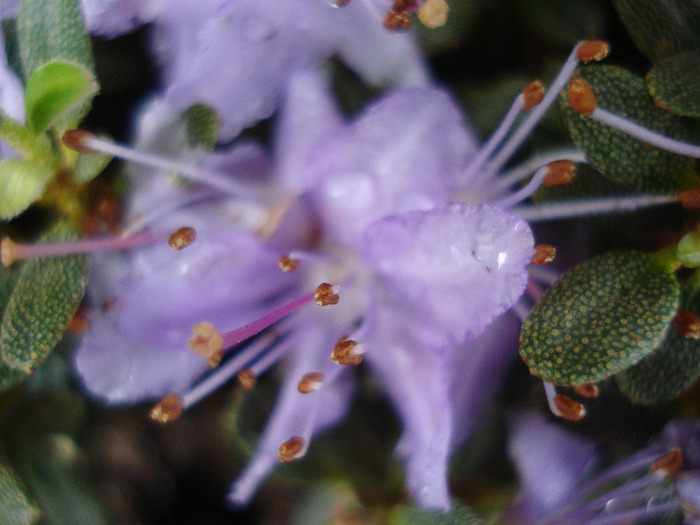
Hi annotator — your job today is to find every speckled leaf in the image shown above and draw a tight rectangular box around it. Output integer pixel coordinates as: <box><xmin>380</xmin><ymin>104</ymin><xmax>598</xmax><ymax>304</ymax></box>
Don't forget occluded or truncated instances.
<box><xmin>17</xmin><ymin>0</ymin><xmax>93</xmax><ymax>81</ymax></box>
<box><xmin>561</xmin><ymin>65</ymin><xmax>698</xmax><ymax>192</ymax></box>
<box><xmin>647</xmin><ymin>50</ymin><xmax>700</xmax><ymax>117</ymax></box>
<box><xmin>182</xmin><ymin>104</ymin><xmax>220</xmax><ymax>151</ymax></box>
<box><xmin>617</xmin><ymin>277</ymin><xmax>700</xmax><ymax>405</ymax></box>
<box><xmin>0</xmin><ymin>159</ymin><xmax>53</xmax><ymax>219</ymax></box>
<box><xmin>520</xmin><ymin>251</ymin><xmax>680</xmax><ymax>386</ymax></box>
<box><xmin>24</xmin><ymin>61</ymin><xmax>98</xmax><ymax>135</ymax></box>
<box><xmin>0</xmin><ymin>222</ymin><xmax>89</xmax><ymax>374</ymax></box>
<box><xmin>611</xmin><ymin>0</ymin><xmax>700</xmax><ymax>62</ymax></box>
<box><xmin>390</xmin><ymin>503</ymin><xmax>483</xmax><ymax>525</ymax></box>
<box><xmin>0</xmin><ymin>462</ymin><xmax>40</xmax><ymax>525</ymax></box>
<box><xmin>0</xmin><ymin>264</ymin><xmax>26</xmax><ymax>391</ymax></box>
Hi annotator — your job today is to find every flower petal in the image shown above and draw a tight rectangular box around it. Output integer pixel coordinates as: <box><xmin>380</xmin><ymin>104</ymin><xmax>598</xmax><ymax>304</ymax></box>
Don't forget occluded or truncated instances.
<box><xmin>81</xmin><ymin>0</ymin><xmax>162</xmax><ymax>38</ymax></box>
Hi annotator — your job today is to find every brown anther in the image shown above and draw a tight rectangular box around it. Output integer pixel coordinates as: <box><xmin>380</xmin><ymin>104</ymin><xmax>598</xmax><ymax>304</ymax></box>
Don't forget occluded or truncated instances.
<box><xmin>61</xmin><ymin>129</ymin><xmax>96</xmax><ymax>153</ymax></box>
<box><xmin>650</xmin><ymin>449</ymin><xmax>683</xmax><ymax>479</ymax></box>
<box><xmin>315</xmin><ymin>283</ymin><xmax>340</xmax><ymax>306</ymax></box>
<box><xmin>543</xmin><ymin>160</ymin><xmax>577</xmax><ymax>187</ymax></box>
<box><xmin>418</xmin><ymin>0</ymin><xmax>449</xmax><ymax>29</ymax></box>
<box><xmin>568</xmin><ymin>78</ymin><xmax>597</xmax><ymax>116</ymax></box>
<box><xmin>678</xmin><ymin>189</ymin><xmax>700</xmax><ymax>209</ymax></box>
<box><xmin>673</xmin><ymin>310</ymin><xmax>700</xmax><ymax>339</ymax></box>
<box><xmin>575</xmin><ymin>40</ymin><xmax>610</xmax><ymax>63</ymax></box>
<box><xmin>278</xmin><ymin>254</ymin><xmax>299</xmax><ymax>273</ymax></box>
<box><xmin>168</xmin><ymin>227</ymin><xmax>197</xmax><ymax>250</ymax></box>
<box><xmin>188</xmin><ymin>322</ymin><xmax>224</xmax><ymax>367</ymax></box>
<box><xmin>332</xmin><ymin>0</ymin><xmax>351</xmax><ymax>5</ymax></box>
<box><xmin>237</xmin><ymin>368</ymin><xmax>257</xmax><ymax>390</ymax></box>
<box><xmin>67</xmin><ymin>306</ymin><xmax>90</xmax><ymax>334</ymax></box>
<box><xmin>573</xmin><ymin>383</ymin><xmax>600</xmax><ymax>398</ymax></box>
<box><xmin>331</xmin><ymin>337</ymin><xmax>363</xmax><ymax>366</ymax></box>
<box><xmin>278</xmin><ymin>435</ymin><xmax>305</xmax><ymax>462</ymax></box>
<box><xmin>1</xmin><ymin>238</ymin><xmax>18</xmax><ymax>266</ymax></box>
<box><xmin>298</xmin><ymin>372</ymin><xmax>325</xmax><ymax>393</ymax></box>
<box><xmin>521</xmin><ymin>80</ymin><xmax>545</xmax><ymax>111</ymax></box>
<box><xmin>530</xmin><ymin>244</ymin><xmax>556</xmax><ymax>265</ymax></box>
<box><xmin>150</xmin><ymin>393</ymin><xmax>184</xmax><ymax>423</ymax></box>
<box><xmin>384</xmin><ymin>11</ymin><xmax>411</xmax><ymax>31</ymax></box>
<box><xmin>553</xmin><ymin>393</ymin><xmax>586</xmax><ymax>421</ymax></box>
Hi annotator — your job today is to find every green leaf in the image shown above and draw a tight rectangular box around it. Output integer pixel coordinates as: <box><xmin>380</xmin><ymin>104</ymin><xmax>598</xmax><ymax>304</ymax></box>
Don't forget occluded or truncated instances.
<box><xmin>24</xmin><ymin>61</ymin><xmax>98</xmax><ymax>135</ymax></box>
<box><xmin>515</xmin><ymin>0</ymin><xmax>608</xmax><ymax>47</ymax></box>
<box><xmin>17</xmin><ymin>0</ymin><xmax>94</xmax><ymax>82</ymax></box>
<box><xmin>611</xmin><ymin>0</ymin><xmax>700</xmax><ymax>62</ymax></box>
<box><xmin>0</xmin><ymin>111</ymin><xmax>55</xmax><ymax>168</ymax></box>
<box><xmin>0</xmin><ymin>462</ymin><xmax>40</xmax><ymax>525</ymax></box>
<box><xmin>72</xmin><ymin>150</ymin><xmax>112</xmax><ymax>184</ymax></box>
<box><xmin>647</xmin><ymin>50</ymin><xmax>700</xmax><ymax>117</ymax></box>
<box><xmin>519</xmin><ymin>251</ymin><xmax>680</xmax><ymax>386</ymax></box>
<box><xmin>390</xmin><ymin>503</ymin><xmax>484</xmax><ymax>525</ymax></box>
<box><xmin>561</xmin><ymin>65</ymin><xmax>699</xmax><ymax>192</ymax></box>
<box><xmin>677</xmin><ymin>231</ymin><xmax>700</xmax><ymax>268</ymax></box>
<box><xmin>616</xmin><ymin>277</ymin><xmax>700</xmax><ymax>405</ymax></box>
<box><xmin>0</xmin><ymin>221</ymin><xmax>89</xmax><ymax>375</ymax></box>
<box><xmin>0</xmin><ymin>159</ymin><xmax>53</xmax><ymax>219</ymax></box>
<box><xmin>182</xmin><ymin>104</ymin><xmax>220</xmax><ymax>151</ymax></box>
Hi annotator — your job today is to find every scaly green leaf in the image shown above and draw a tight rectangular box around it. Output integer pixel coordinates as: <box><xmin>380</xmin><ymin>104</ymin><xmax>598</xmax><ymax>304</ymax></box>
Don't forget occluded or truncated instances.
<box><xmin>0</xmin><ymin>221</ymin><xmax>89</xmax><ymax>374</ymax></box>
<box><xmin>0</xmin><ymin>462</ymin><xmax>40</xmax><ymax>525</ymax></box>
<box><xmin>182</xmin><ymin>104</ymin><xmax>220</xmax><ymax>151</ymax></box>
<box><xmin>520</xmin><ymin>251</ymin><xmax>680</xmax><ymax>385</ymax></box>
<box><xmin>0</xmin><ymin>159</ymin><xmax>53</xmax><ymax>219</ymax></box>
<box><xmin>647</xmin><ymin>50</ymin><xmax>700</xmax><ymax>117</ymax></box>
<box><xmin>561</xmin><ymin>65</ymin><xmax>699</xmax><ymax>192</ymax></box>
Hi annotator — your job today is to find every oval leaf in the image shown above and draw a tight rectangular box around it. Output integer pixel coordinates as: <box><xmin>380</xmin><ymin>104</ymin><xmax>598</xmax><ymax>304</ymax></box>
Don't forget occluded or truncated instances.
<box><xmin>561</xmin><ymin>65</ymin><xmax>699</xmax><ymax>192</ymax></box>
<box><xmin>0</xmin><ymin>462</ymin><xmax>40</xmax><ymax>525</ymax></box>
<box><xmin>520</xmin><ymin>251</ymin><xmax>680</xmax><ymax>386</ymax></box>
<box><xmin>25</xmin><ymin>62</ymin><xmax>97</xmax><ymax>135</ymax></box>
<box><xmin>0</xmin><ymin>222</ymin><xmax>89</xmax><ymax>374</ymax></box>
<box><xmin>647</xmin><ymin>50</ymin><xmax>700</xmax><ymax>117</ymax></box>
<box><xmin>616</xmin><ymin>278</ymin><xmax>700</xmax><ymax>405</ymax></box>
<box><xmin>611</xmin><ymin>0</ymin><xmax>700</xmax><ymax>62</ymax></box>
<box><xmin>0</xmin><ymin>159</ymin><xmax>53</xmax><ymax>219</ymax></box>
<box><xmin>183</xmin><ymin>104</ymin><xmax>220</xmax><ymax>151</ymax></box>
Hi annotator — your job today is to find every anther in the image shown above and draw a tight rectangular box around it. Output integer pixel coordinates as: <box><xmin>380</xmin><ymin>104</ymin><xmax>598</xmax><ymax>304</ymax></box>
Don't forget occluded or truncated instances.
<box><xmin>568</xmin><ymin>77</ymin><xmax>597</xmax><ymax>116</ymax></box>
<box><xmin>331</xmin><ymin>337</ymin><xmax>364</xmax><ymax>366</ymax></box>
<box><xmin>543</xmin><ymin>160</ymin><xmax>577</xmax><ymax>187</ymax></box>
<box><xmin>531</xmin><ymin>244</ymin><xmax>556</xmax><ymax>265</ymax></box>
<box><xmin>1</xmin><ymin>238</ymin><xmax>18</xmax><ymax>266</ymax></box>
<box><xmin>315</xmin><ymin>283</ymin><xmax>340</xmax><ymax>306</ymax></box>
<box><xmin>650</xmin><ymin>448</ymin><xmax>684</xmax><ymax>479</ymax></box>
<box><xmin>672</xmin><ymin>310</ymin><xmax>700</xmax><ymax>339</ymax></box>
<box><xmin>553</xmin><ymin>393</ymin><xmax>587</xmax><ymax>421</ymax></box>
<box><xmin>168</xmin><ymin>227</ymin><xmax>197</xmax><ymax>250</ymax></box>
<box><xmin>678</xmin><ymin>189</ymin><xmax>700</xmax><ymax>209</ymax></box>
<box><xmin>278</xmin><ymin>254</ymin><xmax>299</xmax><ymax>273</ymax></box>
<box><xmin>521</xmin><ymin>80</ymin><xmax>545</xmax><ymax>111</ymax></box>
<box><xmin>573</xmin><ymin>383</ymin><xmax>600</xmax><ymax>398</ymax></box>
<box><xmin>298</xmin><ymin>372</ymin><xmax>325</xmax><ymax>393</ymax></box>
<box><xmin>188</xmin><ymin>322</ymin><xmax>224</xmax><ymax>367</ymax></box>
<box><xmin>418</xmin><ymin>0</ymin><xmax>449</xmax><ymax>29</ymax></box>
<box><xmin>331</xmin><ymin>0</ymin><xmax>351</xmax><ymax>5</ymax></box>
<box><xmin>150</xmin><ymin>393</ymin><xmax>184</xmax><ymax>423</ymax></box>
<box><xmin>62</xmin><ymin>129</ymin><xmax>97</xmax><ymax>153</ymax></box>
<box><xmin>67</xmin><ymin>306</ymin><xmax>90</xmax><ymax>334</ymax></box>
<box><xmin>237</xmin><ymin>368</ymin><xmax>257</xmax><ymax>390</ymax></box>
<box><xmin>575</xmin><ymin>40</ymin><xmax>610</xmax><ymax>63</ymax></box>
<box><xmin>278</xmin><ymin>436</ymin><xmax>305</xmax><ymax>462</ymax></box>
<box><xmin>384</xmin><ymin>11</ymin><xmax>411</xmax><ymax>31</ymax></box>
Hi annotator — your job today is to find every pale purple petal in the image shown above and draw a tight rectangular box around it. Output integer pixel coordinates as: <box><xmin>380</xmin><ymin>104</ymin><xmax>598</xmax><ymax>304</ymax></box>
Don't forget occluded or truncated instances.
<box><xmin>228</xmin><ymin>322</ymin><xmax>354</xmax><ymax>506</ymax></box>
<box><xmin>363</xmin><ymin>203</ymin><xmax>533</xmax><ymax>347</ymax></box>
<box><xmin>676</xmin><ymin>472</ymin><xmax>700</xmax><ymax>515</ymax></box>
<box><xmin>309</xmin><ymin>89</ymin><xmax>477</xmax><ymax>245</ymax></box>
<box><xmin>81</xmin><ymin>0</ymin><xmax>162</xmax><ymax>38</ymax></box>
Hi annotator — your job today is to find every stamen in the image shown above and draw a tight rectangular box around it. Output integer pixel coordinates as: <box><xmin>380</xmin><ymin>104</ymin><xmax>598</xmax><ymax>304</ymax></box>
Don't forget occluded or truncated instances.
<box><xmin>298</xmin><ymin>372</ymin><xmax>325</xmax><ymax>393</ymax></box>
<box><xmin>521</xmin><ymin>80</ymin><xmax>545</xmax><ymax>111</ymax></box>
<box><xmin>543</xmin><ymin>160</ymin><xmax>577</xmax><ymax>187</ymax></box>
<box><xmin>168</xmin><ymin>227</ymin><xmax>197</xmax><ymax>250</ymax></box>
<box><xmin>568</xmin><ymin>77</ymin><xmax>597</xmax><ymax>115</ymax></box>
<box><xmin>237</xmin><ymin>368</ymin><xmax>257</xmax><ymax>390</ymax></box>
<box><xmin>1</xmin><ymin>231</ymin><xmax>165</xmax><ymax>266</ymax></box>
<box><xmin>553</xmin><ymin>393</ymin><xmax>587</xmax><ymax>421</ymax></box>
<box><xmin>278</xmin><ymin>435</ymin><xmax>306</xmax><ymax>462</ymax></box>
<box><xmin>67</xmin><ymin>306</ymin><xmax>90</xmax><ymax>334</ymax></box>
<box><xmin>62</xmin><ymin>130</ymin><xmax>263</xmax><ymax>197</ymax></box>
<box><xmin>383</xmin><ymin>11</ymin><xmax>411</xmax><ymax>31</ymax></box>
<box><xmin>314</xmin><ymin>283</ymin><xmax>340</xmax><ymax>306</ymax></box>
<box><xmin>491</xmin><ymin>165</ymin><xmax>549</xmax><ymax>208</ymax></box>
<box><xmin>650</xmin><ymin>448</ymin><xmax>683</xmax><ymax>479</ymax></box>
<box><xmin>278</xmin><ymin>254</ymin><xmax>299</xmax><ymax>273</ymax></box>
<box><xmin>575</xmin><ymin>40</ymin><xmax>610</xmax><ymax>63</ymax></box>
<box><xmin>188</xmin><ymin>321</ymin><xmax>224</xmax><ymax>367</ymax></box>
<box><xmin>573</xmin><ymin>383</ymin><xmax>600</xmax><ymax>398</ymax></box>
<box><xmin>331</xmin><ymin>336</ymin><xmax>364</xmax><ymax>365</ymax></box>
<box><xmin>678</xmin><ymin>189</ymin><xmax>700</xmax><ymax>209</ymax></box>
<box><xmin>530</xmin><ymin>244</ymin><xmax>556</xmax><ymax>265</ymax></box>
<box><xmin>150</xmin><ymin>393</ymin><xmax>185</xmax><ymax>423</ymax></box>
<box><xmin>672</xmin><ymin>310</ymin><xmax>700</xmax><ymax>339</ymax></box>
<box><xmin>418</xmin><ymin>0</ymin><xmax>449</xmax><ymax>29</ymax></box>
